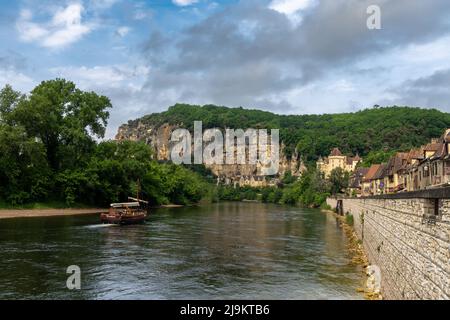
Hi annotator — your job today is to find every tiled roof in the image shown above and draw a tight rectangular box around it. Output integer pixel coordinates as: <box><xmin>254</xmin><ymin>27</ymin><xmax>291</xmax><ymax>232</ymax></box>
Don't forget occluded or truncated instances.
<box><xmin>354</xmin><ymin>167</ymin><xmax>369</xmax><ymax>176</ymax></box>
<box><xmin>389</xmin><ymin>152</ymin><xmax>409</xmax><ymax>174</ymax></box>
<box><xmin>373</xmin><ymin>163</ymin><xmax>387</xmax><ymax>180</ymax></box>
<box><xmin>407</xmin><ymin>148</ymin><xmax>423</xmax><ymax>161</ymax></box>
<box><xmin>424</xmin><ymin>142</ymin><xmax>441</xmax><ymax>152</ymax></box>
<box><xmin>364</xmin><ymin>164</ymin><xmax>381</xmax><ymax>181</ymax></box>
<box><xmin>431</xmin><ymin>142</ymin><xmax>446</xmax><ymax>159</ymax></box>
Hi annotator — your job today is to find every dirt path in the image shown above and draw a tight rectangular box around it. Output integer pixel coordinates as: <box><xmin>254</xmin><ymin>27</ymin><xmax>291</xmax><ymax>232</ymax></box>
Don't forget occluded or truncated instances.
<box><xmin>0</xmin><ymin>208</ymin><xmax>107</xmax><ymax>219</ymax></box>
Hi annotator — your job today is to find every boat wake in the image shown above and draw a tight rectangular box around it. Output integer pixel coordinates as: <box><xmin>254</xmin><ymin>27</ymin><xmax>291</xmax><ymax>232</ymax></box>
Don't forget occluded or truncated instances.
<box><xmin>85</xmin><ymin>224</ymin><xmax>118</xmax><ymax>229</ymax></box>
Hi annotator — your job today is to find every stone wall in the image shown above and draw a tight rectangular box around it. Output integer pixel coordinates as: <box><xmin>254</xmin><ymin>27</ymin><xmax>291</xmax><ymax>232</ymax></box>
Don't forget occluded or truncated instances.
<box><xmin>326</xmin><ymin>196</ymin><xmax>450</xmax><ymax>300</ymax></box>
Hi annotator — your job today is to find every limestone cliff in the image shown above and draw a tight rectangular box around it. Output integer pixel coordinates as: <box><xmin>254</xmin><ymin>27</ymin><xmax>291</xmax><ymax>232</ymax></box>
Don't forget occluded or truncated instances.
<box><xmin>116</xmin><ymin>120</ymin><xmax>306</xmax><ymax>186</ymax></box>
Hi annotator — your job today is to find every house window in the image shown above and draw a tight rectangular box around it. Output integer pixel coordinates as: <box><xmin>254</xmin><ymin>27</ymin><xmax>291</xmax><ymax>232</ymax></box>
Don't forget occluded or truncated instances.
<box><xmin>422</xmin><ymin>198</ymin><xmax>442</xmax><ymax>225</ymax></box>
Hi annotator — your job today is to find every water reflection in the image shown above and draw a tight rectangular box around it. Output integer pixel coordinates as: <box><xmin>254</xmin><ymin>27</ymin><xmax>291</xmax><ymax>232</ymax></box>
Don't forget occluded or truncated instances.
<box><xmin>0</xmin><ymin>202</ymin><xmax>363</xmax><ymax>300</ymax></box>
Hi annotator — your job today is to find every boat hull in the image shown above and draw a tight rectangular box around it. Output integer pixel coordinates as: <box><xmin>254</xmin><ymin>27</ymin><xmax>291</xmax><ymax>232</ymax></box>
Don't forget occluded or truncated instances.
<box><xmin>100</xmin><ymin>212</ymin><xmax>147</xmax><ymax>225</ymax></box>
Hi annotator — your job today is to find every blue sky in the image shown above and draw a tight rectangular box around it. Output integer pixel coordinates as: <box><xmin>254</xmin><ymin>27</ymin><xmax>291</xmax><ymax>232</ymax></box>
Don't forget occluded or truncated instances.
<box><xmin>1</xmin><ymin>0</ymin><xmax>450</xmax><ymax>138</ymax></box>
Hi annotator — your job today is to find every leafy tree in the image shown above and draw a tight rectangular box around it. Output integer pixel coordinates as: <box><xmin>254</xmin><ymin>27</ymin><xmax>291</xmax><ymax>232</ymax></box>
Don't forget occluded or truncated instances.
<box><xmin>329</xmin><ymin>168</ymin><xmax>349</xmax><ymax>195</ymax></box>
<box><xmin>0</xmin><ymin>124</ymin><xmax>50</xmax><ymax>204</ymax></box>
<box><xmin>0</xmin><ymin>85</ymin><xmax>23</xmax><ymax>124</ymax></box>
<box><xmin>281</xmin><ymin>170</ymin><xmax>297</xmax><ymax>185</ymax></box>
<box><xmin>361</xmin><ymin>150</ymin><xmax>396</xmax><ymax>167</ymax></box>
<box><xmin>10</xmin><ymin>79</ymin><xmax>111</xmax><ymax>170</ymax></box>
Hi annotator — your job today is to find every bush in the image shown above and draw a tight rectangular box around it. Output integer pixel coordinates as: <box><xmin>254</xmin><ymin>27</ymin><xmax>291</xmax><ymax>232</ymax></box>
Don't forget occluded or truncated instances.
<box><xmin>345</xmin><ymin>213</ymin><xmax>354</xmax><ymax>226</ymax></box>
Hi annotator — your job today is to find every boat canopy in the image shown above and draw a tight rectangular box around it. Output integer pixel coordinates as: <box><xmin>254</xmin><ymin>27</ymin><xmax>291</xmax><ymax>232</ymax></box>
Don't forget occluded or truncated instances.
<box><xmin>110</xmin><ymin>202</ymin><xmax>140</xmax><ymax>208</ymax></box>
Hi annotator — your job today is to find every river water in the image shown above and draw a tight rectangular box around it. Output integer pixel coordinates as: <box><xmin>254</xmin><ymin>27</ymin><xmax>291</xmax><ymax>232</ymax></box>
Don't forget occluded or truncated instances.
<box><xmin>0</xmin><ymin>202</ymin><xmax>364</xmax><ymax>299</ymax></box>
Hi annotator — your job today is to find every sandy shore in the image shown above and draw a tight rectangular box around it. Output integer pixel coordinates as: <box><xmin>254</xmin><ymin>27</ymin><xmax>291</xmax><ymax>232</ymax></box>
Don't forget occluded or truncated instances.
<box><xmin>0</xmin><ymin>208</ymin><xmax>107</xmax><ymax>220</ymax></box>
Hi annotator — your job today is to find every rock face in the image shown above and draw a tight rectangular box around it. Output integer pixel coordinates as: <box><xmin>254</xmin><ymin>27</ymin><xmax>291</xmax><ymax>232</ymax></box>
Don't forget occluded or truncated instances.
<box><xmin>116</xmin><ymin>121</ymin><xmax>307</xmax><ymax>186</ymax></box>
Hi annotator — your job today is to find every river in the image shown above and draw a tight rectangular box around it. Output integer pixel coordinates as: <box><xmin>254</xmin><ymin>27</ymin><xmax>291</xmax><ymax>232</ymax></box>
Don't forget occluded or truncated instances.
<box><xmin>0</xmin><ymin>202</ymin><xmax>364</xmax><ymax>299</ymax></box>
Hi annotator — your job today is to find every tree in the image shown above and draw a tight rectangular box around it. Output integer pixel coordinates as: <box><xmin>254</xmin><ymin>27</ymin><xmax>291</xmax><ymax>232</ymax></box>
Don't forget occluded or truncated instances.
<box><xmin>0</xmin><ymin>124</ymin><xmax>50</xmax><ymax>204</ymax></box>
<box><xmin>0</xmin><ymin>85</ymin><xmax>23</xmax><ymax>125</ymax></box>
<box><xmin>361</xmin><ymin>150</ymin><xmax>396</xmax><ymax>167</ymax></box>
<box><xmin>329</xmin><ymin>168</ymin><xmax>349</xmax><ymax>195</ymax></box>
<box><xmin>10</xmin><ymin>79</ymin><xmax>111</xmax><ymax>170</ymax></box>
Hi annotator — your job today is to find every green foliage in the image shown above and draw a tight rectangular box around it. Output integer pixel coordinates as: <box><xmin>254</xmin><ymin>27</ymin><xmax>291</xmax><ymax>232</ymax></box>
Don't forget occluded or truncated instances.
<box><xmin>329</xmin><ymin>168</ymin><xmax>350</xmax><ymax>195</ymax></box>
<box><xmin>0</xmin><ymin>81</ymin><xmax>209</xmax><ymax>208</ymax></box>
<box><xmin>9</xmin><ymin>79</ymin><xmax>111</xmax><ymax>170</ymax></box>
<box><xmin>136</xmin><ymin>103</ymin><xmax>450</xmax><ymax>163</ymax></box>
<box><xmin>345</xmin><ymin>213</ymin><xmax>354</xmax><ymax>226</ymax></box>
<box><xmin>215</xmin><ymin>185</ymin><xmax>261</xmax><ymax>202</ymax></box>
<box><xmin>361</xmin><ymin>150</ymin><xmax>396</xmax><ymax>167</ymax></box>
<box><xmin>0</xmin><ymin>124</ymin><xmax>51</xmax><ymax>204</ymax></box>
<box><xmin>281</xmin><ymin>170</ymin><xmax>297</xmax><ymax>185</ymax></box>
<box><xmin>222</xmin><ymin>169</ymin><xmax>332</xmax><ymax>208</ymax></box>
<box><xmin>3</xmin><ymin>83</ymin><xmax>450</xmax><ymax>209</ymax></box>
<box><xmin>261</xmin><ymin>187</ymin><xmax>283</xmax><ymax>203</ymax></box>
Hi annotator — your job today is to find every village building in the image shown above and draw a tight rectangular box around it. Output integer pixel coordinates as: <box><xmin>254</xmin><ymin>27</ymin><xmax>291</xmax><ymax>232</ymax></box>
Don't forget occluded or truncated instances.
<box><xmin>416</xmin><ymin>132</ymin><xmax>450</xmax><ymax>190</ymax></box>
<box><xmin>361</xmin><ymin>164</ymin><xmax>380</xmax><ymax>196</ymax></box>
<box><xmin>317</xmin><ymin>148</ymin><xmax>362</xmax><ymax>177</ymax></box>
<box><xmin>405</xmin><ymin>148</ymin><xmax>424</xmax><ymax>191</ymax></box>
<box><xmin>348</xmin><ymin>167</ymin><xmax>369</xmax><ymax>197</ymax></box>
<box><xmin>383</xmin><ymin>152</ymin><xmax>409</xmax><ymax>193</ymax></box>
<box><xmin>347</xmin><ymin>128</ymin><xmax>450</xmax><ymax>196</ymax></box>
<box><xmin>371</xmin><ymin>163</ymin><xmax>387</xmax><ymax>195</ymax></box>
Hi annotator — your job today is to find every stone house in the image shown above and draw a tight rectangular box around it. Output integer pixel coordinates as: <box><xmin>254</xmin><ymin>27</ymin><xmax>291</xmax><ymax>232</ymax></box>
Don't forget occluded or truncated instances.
<box><xmin>371</xmin><ymin>163</ymin><xmax>387</xmax><ymax>195</ymax></box>
<box><xmin>415</xmin><ymin>131</ymin><xmax>450</xmax><ymax>190</ymax></box>
<box><xmin>348</xmin><ymin>167</ymin><xmax>369</xmax><ymax>197</ymax></box>
<box><xmin>405</xmin><ymin>148</ymin><xmax>424</xmax><ymax>191</ymax></box>
<box><xmin>413</xmin><ymin>140</ymin><xmax>443</xmax><ymax>190</ymax></box>
<box><xmin>361</xmin><ymin>164</ymin><xmax>381</xmax><ymax>196</ymax></box>
<box><xmin>342</xmin><ymin>128</ymin><xmax>450</xmax><ymax>196</ymax></box>
<box><xmin>383</xmin><ymin>152</ymin><xmax>409</xmax><ymax>193</ymax></box>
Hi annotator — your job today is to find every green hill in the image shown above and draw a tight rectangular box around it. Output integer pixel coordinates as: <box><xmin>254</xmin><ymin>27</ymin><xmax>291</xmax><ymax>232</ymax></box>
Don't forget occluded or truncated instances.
<box><xmin>127</xmin><ymin>104</ymin><xmax>450</xmax><ymax>161</ymax></box>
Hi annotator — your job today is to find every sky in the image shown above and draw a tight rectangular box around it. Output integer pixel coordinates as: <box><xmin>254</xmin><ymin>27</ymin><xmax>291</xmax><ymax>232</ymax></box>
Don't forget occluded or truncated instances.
<box><xmin>1</xmin><ymin>0</ymin><xmax>450</xmax><ymax>139</ymax></box>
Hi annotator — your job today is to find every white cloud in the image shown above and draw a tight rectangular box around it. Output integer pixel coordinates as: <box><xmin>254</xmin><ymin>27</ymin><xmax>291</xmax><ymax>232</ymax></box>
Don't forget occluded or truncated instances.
<box><xmin>0</xmin><ymin>68</ymin><xmax>35</xmax><ymax>92</ymax></box>
<box><xmin>16</xmin><ymin>3</ymin><xmax>92</xmax><ymax>49</ymax></box>
<box><xmin>49</xmin><ymin>65</ymin><xmax>150</xmax><ymax>88</ymax></box>
<box><xmin>48</xmin><ymin>64</ymin><xmax>152</xmax><ymax>139</ymax></box>
<box><xmin>269</xmin><ymin>0</ymin><xmax>315</xmax><ymax>15</ymax></box>
<box><xmin>16</xmin><ymin>9</ymin><xmax>49</xmax><ymax>42</ymax></box>
<box><xmin>172</xmin><ymin>0</ymin><xmax>198</xmax><ymax>7</ymax></box>
<box><xmin>116</xmin><ymin>26</ymin><xmax>131</xmax><ymax>37</ymax></box>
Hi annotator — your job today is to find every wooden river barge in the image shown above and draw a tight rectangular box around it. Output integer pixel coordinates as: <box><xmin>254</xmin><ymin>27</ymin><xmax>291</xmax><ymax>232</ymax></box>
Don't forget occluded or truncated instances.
<box><xmin>100</xmin><ymin>197</ymin><xmax>148</xmax><ymax>225</ymax></box>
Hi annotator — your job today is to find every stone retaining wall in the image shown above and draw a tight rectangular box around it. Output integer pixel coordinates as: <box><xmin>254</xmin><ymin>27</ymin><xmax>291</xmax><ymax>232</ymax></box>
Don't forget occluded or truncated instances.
<box><xmin>326</xmin><ymin>197</ymin><xmax>450</xmax><ymax>300</ymax></box>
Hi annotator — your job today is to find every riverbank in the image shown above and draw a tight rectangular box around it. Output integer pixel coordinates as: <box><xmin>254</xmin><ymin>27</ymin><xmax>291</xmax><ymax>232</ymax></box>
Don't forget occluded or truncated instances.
<box><xmin>0</xmin><ymin>208</ymin><xmax>107</xmax><ymax>220</ymax></box>
<box><xmin>0</xmin><ymin>203</ymin><xmax>186</xmax><ymax>220</ymax></box>
<box><xmin>322</xmin><ymin>208</ymin><xmax>382</xmax><ymax>300</ymax></box>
